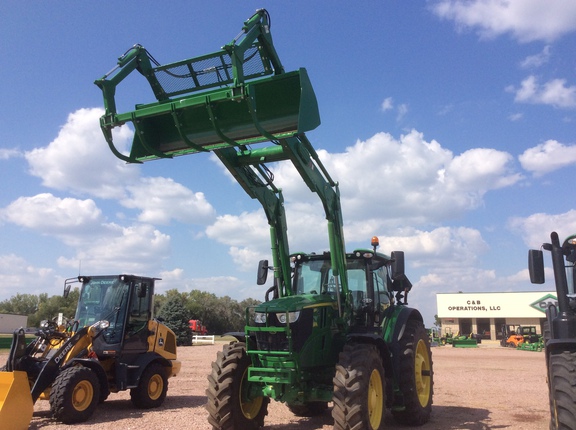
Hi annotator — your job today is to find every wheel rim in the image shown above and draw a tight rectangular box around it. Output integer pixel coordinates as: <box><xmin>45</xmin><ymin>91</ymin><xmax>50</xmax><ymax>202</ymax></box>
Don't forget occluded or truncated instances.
<box><xmin>239</xmin><ymin>368</ymin><xmax>263</xmax><ymax>419</ymax></box>
<box><xmin>72</xmin><ymin>380</ymin><xmax>94</xmax><ymax>411</ymax></box>
<box><xmin>368</xmin><ymin>368</ymin><xmax>384</xmax><ymax>429</ymax></box>
<box><xmin>415</xmin><ymin>338</ymin><xmax>431</xmax><ymax>407</ymax></box>
<box><xmin>148</xmin><ymin>374</ymin><xmax>164</xmax><ymax>401</ymax></box>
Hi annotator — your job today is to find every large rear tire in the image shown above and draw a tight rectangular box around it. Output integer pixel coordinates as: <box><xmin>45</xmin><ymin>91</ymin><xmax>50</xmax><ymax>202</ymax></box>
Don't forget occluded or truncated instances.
<box><xmin>548</xmin><ymin>350</ymin><xmax>576</xmax><ymax>429</ymax></box>
<box><xmin>206</xmin><ymin>342</ymin><xmax>269</xmax><ymax>430</ymax></box>
<box><xmin>50</xmin><ymin>366</ymin><xmax>100</xmax><ymax>424</ymax></box>
<box><xmin>391</xmin><ymin>319</ymin><xmax>433</xmax><ymax>426</ymax></box>
<box><xmin>130</xmin><ymin>362</ymin><xmax>168</xmax><ymax>409</ymax></box>
<box><xmin>332</xmin><ymin>343</ymin><xmax>386</xmax><ymax>430</ymax></box>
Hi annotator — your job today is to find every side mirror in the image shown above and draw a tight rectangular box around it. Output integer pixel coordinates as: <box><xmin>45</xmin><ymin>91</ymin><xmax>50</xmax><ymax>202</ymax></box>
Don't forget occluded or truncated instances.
<box><xmin>63</xmin><ymin>277</ymin><xmax>79</xmax><ymax>298</ymax></box>
<box><xmin>257</xmin><ymin>260</ymin><xmax>269</xmax><ymax>285</ymax></box>
<box><xmin>528</xmin><ymin>249</ymin><xmax>545</xmax><ymax>284</ymax></box>
<box><xmin>391</xmin><ymin>251</ymin><xmax>405</xmax><ymax>280</ymax></box>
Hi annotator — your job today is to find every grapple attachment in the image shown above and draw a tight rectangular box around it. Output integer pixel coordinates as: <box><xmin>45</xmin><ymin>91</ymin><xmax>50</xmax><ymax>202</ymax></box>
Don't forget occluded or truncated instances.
<box><xmin>95</xmin><ymin>9</ymin><xmax>320</xmax><ymax>163</ymax></box>
<box><xmin>0</xmin><ymin>371</ymin><xmax>34</xmax><ymax>429</ymax></box>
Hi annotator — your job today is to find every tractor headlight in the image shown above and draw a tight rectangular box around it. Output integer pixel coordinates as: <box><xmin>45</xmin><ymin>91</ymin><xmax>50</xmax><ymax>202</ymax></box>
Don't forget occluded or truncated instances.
<box><xmin>276</xmin><ymin>311</ymin><xmax>300</xmax><ymax>324</ymax></box>
<box><xmin>254</xmin><ymin>312</ymin><xmax>267</xmax><ymax>324</ymax></box>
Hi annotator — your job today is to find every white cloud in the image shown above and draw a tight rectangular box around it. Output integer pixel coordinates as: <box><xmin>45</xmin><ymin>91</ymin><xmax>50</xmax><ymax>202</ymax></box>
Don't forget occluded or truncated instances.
<box><xmin>122</xmin><ymin>177</ymin><xmax>216</xmax><ymax>225</ymax></box>
<box><xmin>508</xmin><ymin>75</ymin><xmax>576</xmax><ymax>108</ymax></box>
<box><xmin>381</xmin><ymin>97</ymin><xmax>394</xmax><ymax>111</ymax></box>
<box><xmin>203</xmin><ymin>130</ymin><xmax>519</xmax><ymax>272</ymax></box>
<box><xmin>520</xmin><ymin>45</ymin><xmax>551</xmax><ymax>69</ymax></box>
<box><xmin>509</xmin><ymin>209</ymin><xmax>576</xmax><ymax>248</ymax></box>
<box><xmin>157</xmin><ymin>268</ymin><xmax>255</xmax><ymax>299</ymax></box>
<box><xmin>0</xmin><ymin>254</ymin><xmax>57</xmax><ymax>299</ymax></box>
<box><xmin>379</xmin><ymin>226</ymin><xmax>489</xmax><ymax>266</ymax></box>
<box><xmin>432</xmin><ymin>0</ymin><xmax>576</xmax><ymax>43</ymax></box>
<box><xmin>396</xmin><ymin>103</ymin><xmax>408</xmax><ymax>122</ymax></box>
<box><xmin>319</xmin><ymin>131</ymin><xmax>520</xmax><ymax>225</ymax></box>
<box><xmin>519</xmin><ymin>139</ymin><xmax>576</xmax><ymax>176</ymax></box>
<box><xmin>25</xmin><ymin>108</ymin><xmax>138</xmax><ymax>200</ymax></box>
<box><xmin>23</xmin><ymin>107</ymin><xmax>216</xmax><ymax>227</ymax></box>
<box><xmin>57</xmin><ymin>223</ymin><xmax>171</xmax><ymax>274</ymax></box>
<box><xmin>1</xmin><ymin>193</ymin><xmax>174</xmax><ymax>276</ymax></box>
<box><xmin>1</xmin><ymin>193</ymin><xmax>106</xmax><ymax>244</ymax></box>
<box><xmin>0</xmin><ymin>148</ymin><xmax>21</xmax><ymax>160</ymax></box>
<box><xmin>206</xmin><ymin>211</ymin><xmax>273</xmax><ymax>270</ymax></box>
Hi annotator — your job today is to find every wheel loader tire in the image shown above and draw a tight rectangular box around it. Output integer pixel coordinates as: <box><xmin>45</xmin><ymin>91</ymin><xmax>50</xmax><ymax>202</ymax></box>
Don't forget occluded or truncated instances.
<box><xmin>391</xmin><ymin>319</ymin><xmax>433</xmax><ymax>426</ymax></box>
<box><xmin>206</xmin><ymin>342</ymin><xmax>269</xmax><ymax>430</ymax></box>
<box><xmin>130</xmin><ymin>362</ymin><xmax>168</xmax><ymax>409</ymax></box>
<box><xmin>548</xmin><ymin>350</ymin><xmax>576</xmax><ymax>430</ymax></box>
<box><xmin>50</xmin><ymin>366</ymin><xmax>100</xmax><ymax>424</ymax></box>
<box><xmin>287</xmin><ymin>401</ymin><xmax>328</xmax><ymax>417</ymax></box>
<box><xmin>332</xmin><ymin>343</ymin><xmax>386</xmax><ymax>430</ymax></box>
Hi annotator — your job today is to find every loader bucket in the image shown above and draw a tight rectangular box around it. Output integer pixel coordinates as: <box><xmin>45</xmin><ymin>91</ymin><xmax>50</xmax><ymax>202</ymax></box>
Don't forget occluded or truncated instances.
<box><xmin>0</xmin><ymin>371</ymin><xmax>34</xmax><ymax>430</ymax></box>
<box><xmin>126</xmin><ymin>68</ymin><xmax>319</xmax><ymax>162</ymax></box>
<box><xmin>95</xmin><ymin>9</ymin><xmax>320</xmax><ymax>163</ymax></box>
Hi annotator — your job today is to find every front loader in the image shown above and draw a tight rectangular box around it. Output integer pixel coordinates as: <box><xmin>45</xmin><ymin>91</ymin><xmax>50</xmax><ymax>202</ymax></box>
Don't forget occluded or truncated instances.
<box><xmin>529</xmin><ymin>232</ymin><xmax>576</xmax><ymax>428</ymax></box>
<box><xmin>0</xmin><ymin>275</ymin><xmax>180</xmax><ymax>428</ymax></box>
<box><xmin>94</xmin><ymin>9</ymin><xmax>433</xmax><ymax>429</ymax></box>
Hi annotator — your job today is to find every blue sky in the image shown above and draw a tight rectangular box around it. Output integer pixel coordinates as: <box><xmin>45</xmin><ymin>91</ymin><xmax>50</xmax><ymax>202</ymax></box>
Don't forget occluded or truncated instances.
<box><xmin>1</xmin><ymin>1</ymin><xmax>575</xmax><ymax>326</ymax></box>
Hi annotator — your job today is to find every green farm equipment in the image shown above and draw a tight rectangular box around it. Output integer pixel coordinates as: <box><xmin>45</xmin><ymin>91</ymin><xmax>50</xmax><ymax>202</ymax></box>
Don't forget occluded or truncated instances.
<box><xmin>529</xmin><ymin>232</ymin><xmax>576</xmax><ymax>427</ymax></box>
<box><xmin>95</xmin><ymin>9</ymin><xmax>433</xmax><ymax>429</ymax></box>
<box><xmin>440</xmin><ymin>327</ymin><xmax>455</xmax><ymax>345</ymax></box>
<box><xmin>428</xmin><ymin>328</ymin><xmax>441</xmax><ymax>346</ymax></box>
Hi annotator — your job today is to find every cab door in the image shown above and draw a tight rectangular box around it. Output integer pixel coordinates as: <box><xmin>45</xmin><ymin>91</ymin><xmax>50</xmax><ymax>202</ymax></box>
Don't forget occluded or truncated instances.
<box><xmin>122</xmin><ymin>280</ymin><xmax>152</xmax><ymax>354</ymax></box>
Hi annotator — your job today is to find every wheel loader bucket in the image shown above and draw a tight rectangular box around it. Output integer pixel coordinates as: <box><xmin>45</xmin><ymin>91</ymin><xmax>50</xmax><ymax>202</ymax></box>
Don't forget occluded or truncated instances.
<box><xmin>95</xmin><ymin>9</ymin><xmax>320</xmax><ymax>163</ymax></box>
<box><xmin>0</xmin><ymin>371</ymin><xmax>34</xmax><ymax>430</ymax></box>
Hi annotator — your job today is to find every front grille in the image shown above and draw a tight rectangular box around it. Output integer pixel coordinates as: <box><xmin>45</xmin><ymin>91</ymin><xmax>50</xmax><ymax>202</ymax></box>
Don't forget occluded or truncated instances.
<box><xmin>256</xmin><ymin>331</ymin><xmax>289</xmax><ymax>351</ymax></box>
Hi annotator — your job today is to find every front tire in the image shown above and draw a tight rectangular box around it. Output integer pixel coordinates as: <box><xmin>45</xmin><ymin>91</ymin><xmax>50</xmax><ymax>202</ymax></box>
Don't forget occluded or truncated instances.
<box><xmin>50</xmin><ymin>366</ymin><xmax>100</xmax><ymax>424</ymax></box>
<box><xmin>548</xmin><ymin>350</ymin><xmax>576</xmax><ymax>429</ymax></box>
<box><xmin>206</xmin><ymin>342</ymin><xmax>269</xmax><ymax>430</ymax></box>
<box><xmin>130</xmin><ymin>362</ymin><xmax>168</xmax><ymax>409</ymax></box>
<box><xmin>391</xmin><ymin>319</ymin><xmax>433</xmax><ymax>426</ymax></box>
<box><xmin>332</xmin><ymin>343</ymin><xmax>386</xmax><ymax>430</ymax></box>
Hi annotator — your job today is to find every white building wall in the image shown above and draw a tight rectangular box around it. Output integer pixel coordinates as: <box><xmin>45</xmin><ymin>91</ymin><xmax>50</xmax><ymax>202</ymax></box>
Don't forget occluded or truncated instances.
<box><xmin>436</xmin><ymin>291</ymin><xmax>555</xmax><ymax>339</ymax></box>
<box><xmin>0</xmin><ymin>314</ymin><xmax>28</xmax><ymax>333</ymax></box>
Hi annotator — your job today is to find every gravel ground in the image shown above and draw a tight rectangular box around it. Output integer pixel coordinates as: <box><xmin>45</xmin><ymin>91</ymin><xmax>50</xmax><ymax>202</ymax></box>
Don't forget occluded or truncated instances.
<box><xmin>3</xmin><ymin>340</ymin><xmax>549</xmax><ymax>429</ymax></box>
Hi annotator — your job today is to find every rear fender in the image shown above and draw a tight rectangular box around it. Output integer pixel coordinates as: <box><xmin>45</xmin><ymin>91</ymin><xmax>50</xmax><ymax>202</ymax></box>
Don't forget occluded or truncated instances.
<box><xmin>129</xmin><ymin>353</ymin><xmax>174</xmax><ymax>385</ymax></box>
<box><xmin>383</xmin><ymin>306</ymin><xmax>424</xmax><ymax>386</ymax></box>
<box><xmin>224</xmin><ymin>332</ymin><xmax>246</xmax><ymax>343</ymax></box>
<box><xmin>346</xmin><ymin>333</ymin><xmax>392</xmax><ymax>377</ymax></box>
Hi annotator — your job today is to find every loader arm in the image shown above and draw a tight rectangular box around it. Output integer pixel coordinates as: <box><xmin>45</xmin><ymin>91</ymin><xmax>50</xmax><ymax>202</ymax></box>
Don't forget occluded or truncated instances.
<box><xmin>94</xmin><ymin>9</ymin><xmax>348</xmax><ymax>303</ymax></box>
<box><xmin>214</xmin><ymin>134</ymin><xmax>348</xmax><ymax>301</ymax></box>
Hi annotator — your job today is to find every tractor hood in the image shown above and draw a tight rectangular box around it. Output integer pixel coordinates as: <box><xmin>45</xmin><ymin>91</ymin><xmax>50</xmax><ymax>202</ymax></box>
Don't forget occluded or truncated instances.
<box><xmin>254</xmin><ymin>294</ymin><xmax>336</xmax><ymax>313</ymax></box>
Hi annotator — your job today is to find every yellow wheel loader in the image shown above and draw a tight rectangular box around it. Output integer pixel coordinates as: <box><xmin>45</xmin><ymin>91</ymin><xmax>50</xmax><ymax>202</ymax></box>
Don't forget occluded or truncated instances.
<box><xmin>0</xmin><ymin>274</ymin><xmax>180</xmax><ymax>429</ymax></box>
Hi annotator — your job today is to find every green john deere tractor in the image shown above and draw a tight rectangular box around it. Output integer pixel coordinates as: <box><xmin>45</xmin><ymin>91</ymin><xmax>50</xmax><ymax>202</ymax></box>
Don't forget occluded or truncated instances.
<box><xmin>94</xmin><ymin>9</ymin><xmax>433</xmax><ymax>429</ymax></box>
<box><xmin>529</xmin><ymin>232</ymin><xmax>576</xmax><ymax>428</ymax></box>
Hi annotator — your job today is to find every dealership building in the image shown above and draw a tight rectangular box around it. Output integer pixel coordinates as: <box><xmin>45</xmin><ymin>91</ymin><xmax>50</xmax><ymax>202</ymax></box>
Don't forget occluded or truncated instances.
<box><xmin>436</xmin><ymin>291</ymin><xmax>557</xmax><ymax>340</ymax></box>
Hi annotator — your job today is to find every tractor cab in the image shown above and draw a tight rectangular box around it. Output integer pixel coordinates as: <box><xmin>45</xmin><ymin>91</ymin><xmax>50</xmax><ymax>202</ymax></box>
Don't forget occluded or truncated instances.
<box><xmin>290</xmin><ymin>249</ymin><xmax>393</xmax><ymax>331</ymax></box>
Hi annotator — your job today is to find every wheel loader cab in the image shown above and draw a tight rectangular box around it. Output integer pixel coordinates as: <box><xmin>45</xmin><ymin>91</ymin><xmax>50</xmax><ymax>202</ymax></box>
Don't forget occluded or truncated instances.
<box><xmin>74</xmin><ymin>276</ymin><xmax>152</xmax><ymax>357</ymax></box>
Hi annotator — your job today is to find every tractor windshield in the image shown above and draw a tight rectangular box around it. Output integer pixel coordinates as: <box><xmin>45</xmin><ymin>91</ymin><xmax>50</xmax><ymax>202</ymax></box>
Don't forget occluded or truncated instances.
<box><xmin>294</xmin><ymin>257</ymin><xmax>391</xmax><ymax>327</ymax></box>
<box><xmin>294</xmin><ymin>258</ymin><xmax>367</xmax><ymax>301</ymax></box>
<box><xmin>75</xmin><ymin>277</ymin><xmax>130</xmax><ymax>331</ymax></box>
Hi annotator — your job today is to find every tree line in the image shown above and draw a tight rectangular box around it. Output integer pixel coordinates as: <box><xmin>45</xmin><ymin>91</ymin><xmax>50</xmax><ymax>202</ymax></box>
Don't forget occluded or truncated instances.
<box><xmin>0</xmin><ymin>288</ymin><xmax>261</xmax><ymax>345</ymax></box>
